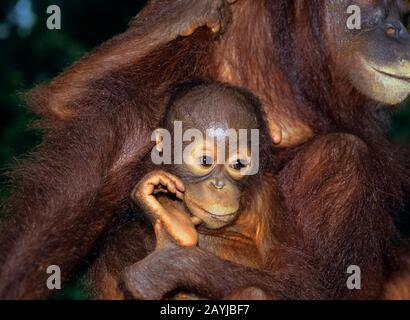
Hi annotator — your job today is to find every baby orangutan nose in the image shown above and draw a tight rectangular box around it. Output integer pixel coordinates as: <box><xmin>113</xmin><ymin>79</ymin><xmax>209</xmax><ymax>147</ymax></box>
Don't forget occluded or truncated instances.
<box><xmin>211</xmin><ymin>179</ymin><xmax>225</xmax><ymax>190</ymax></box>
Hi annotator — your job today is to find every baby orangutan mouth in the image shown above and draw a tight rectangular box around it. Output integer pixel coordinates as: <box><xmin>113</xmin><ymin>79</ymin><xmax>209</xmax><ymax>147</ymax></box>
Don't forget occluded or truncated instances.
<box><xmin>185</xmin><ymin>198</ymin><xmax>238</xmax><ymax>225</ymax></box>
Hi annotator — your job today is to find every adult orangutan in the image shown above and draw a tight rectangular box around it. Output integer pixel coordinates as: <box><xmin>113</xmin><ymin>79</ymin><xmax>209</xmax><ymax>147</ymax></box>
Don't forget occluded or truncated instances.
<box><xmin>0</xmin><ymin>0</ymin><xmax>409</xmax><ymax>299</ymax></box>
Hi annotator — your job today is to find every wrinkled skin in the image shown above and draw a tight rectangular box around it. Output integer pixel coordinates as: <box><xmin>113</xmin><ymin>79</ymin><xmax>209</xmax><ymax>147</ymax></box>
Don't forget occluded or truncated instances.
<box><xmin>325</xmin><ymin>0</ymin><xmax>410</xmax><ymax>104</ymax></box>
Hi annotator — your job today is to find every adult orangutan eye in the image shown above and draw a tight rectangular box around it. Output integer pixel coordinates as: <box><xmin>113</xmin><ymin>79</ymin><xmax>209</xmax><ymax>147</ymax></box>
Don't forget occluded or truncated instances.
<box><xmin>404</xmin><ymin>13</ymin><xmax>410</xmax><ymax>29</ymax></box>
<box><xmin>230</xmin><ymin>159</ymin><xmax>248</xmax><ymax>170</ymax></box>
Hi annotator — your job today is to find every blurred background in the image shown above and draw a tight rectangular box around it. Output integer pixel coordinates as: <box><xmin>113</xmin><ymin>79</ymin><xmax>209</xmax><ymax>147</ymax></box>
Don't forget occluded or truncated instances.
<box><xmin>0</xmin><ymin>0</ymin><xmax>148</xmax><ymax>299</ymax></box>
<box><xmin>0</xmin><ymin>0</ymin><xmax>409</xmax><ymax>299</ymax></box>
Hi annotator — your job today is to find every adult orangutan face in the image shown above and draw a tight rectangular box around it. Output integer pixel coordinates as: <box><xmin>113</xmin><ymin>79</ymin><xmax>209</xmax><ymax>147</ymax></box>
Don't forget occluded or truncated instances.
<box><xmin>326</xmin><ymin>0</ymin><xmax>410</xmax><ymax>105</ymax></box>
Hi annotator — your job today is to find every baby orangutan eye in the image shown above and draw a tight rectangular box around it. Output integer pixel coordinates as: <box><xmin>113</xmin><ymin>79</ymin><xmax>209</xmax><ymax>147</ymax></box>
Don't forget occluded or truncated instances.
<box><xmin>230</xmin><ymin>159</ymin><xmax>248</xmax><ymax>170</ymax></box>
<box><xmin>198</xmin><ymin>155</ymin><xmax>214</xmax><ymax>167</ymax></box>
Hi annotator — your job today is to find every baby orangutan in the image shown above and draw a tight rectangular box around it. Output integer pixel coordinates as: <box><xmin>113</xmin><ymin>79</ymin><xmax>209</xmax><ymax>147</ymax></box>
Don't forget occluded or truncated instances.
<box><xmin>119</xmin><ymin>81</ymin><xmax>287</xmax><ymax>300</ymax></box>
<box><xmin>131</xmin><ymin>82</ymin><xmax>261</xmax><ymax>248</ymax></box>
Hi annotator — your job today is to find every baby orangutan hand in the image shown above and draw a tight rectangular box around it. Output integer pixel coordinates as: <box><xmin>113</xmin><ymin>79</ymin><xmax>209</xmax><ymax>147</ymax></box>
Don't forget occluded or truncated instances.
<box><xmin>131</xmin><ymin>170</ymin><xmax>199</xmax><ymax>247</ymax></box>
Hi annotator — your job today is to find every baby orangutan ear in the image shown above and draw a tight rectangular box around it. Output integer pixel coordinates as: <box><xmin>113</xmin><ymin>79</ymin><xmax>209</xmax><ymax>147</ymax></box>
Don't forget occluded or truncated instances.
<box><xmin>155</xmin><ymin>128</ymin><xmax>165</xmax><ymax>153</ymax></box>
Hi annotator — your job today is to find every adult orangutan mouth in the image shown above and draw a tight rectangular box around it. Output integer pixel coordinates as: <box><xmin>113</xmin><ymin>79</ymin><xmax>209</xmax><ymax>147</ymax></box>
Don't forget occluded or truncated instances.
<box><xmin>370</xmin><ymin>66</ymin><xmax>410</xmax><ymax>83</ymax></box>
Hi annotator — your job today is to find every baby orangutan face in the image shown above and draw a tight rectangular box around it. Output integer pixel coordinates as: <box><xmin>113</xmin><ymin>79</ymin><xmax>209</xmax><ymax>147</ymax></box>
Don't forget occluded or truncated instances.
<box><xmin>131</xmin><ymin>83</ymin><xmax>262</xmax><ymax>247</ymax></box>
<box><xmin>178</xmin><ymin>135</ymin><xmax>252</xmax><ymax>229</ymax></box>
<box><xmin>132</xmin><ymin>132</ymin><xmax>254</xmax><ymax>248</ymax></box>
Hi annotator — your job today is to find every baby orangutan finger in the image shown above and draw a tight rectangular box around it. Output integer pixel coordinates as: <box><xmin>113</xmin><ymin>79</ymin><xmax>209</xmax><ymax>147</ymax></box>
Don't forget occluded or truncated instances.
<box><xmin>162</xmin><ymin>172</ymin><xmax>185</xmax><ymax>193</ymax></box>
<box><xmin>191</xmin><ymin>216</ymin><xmax>202</xmax><ymax>226</ymax></box>
<box><xmin>142</xmin><ymin>171</ymin><xmax>178</xmax><ymax>195</ymax></box>
<box><xmin>150</xmin><ymin>174</ymin><xmax>176</xmax><ymax>194</ymax></box>
<box><xmin>175</xmin><ymin>190</ymin><xmax>184</xmax><ymax>200</ymax></box>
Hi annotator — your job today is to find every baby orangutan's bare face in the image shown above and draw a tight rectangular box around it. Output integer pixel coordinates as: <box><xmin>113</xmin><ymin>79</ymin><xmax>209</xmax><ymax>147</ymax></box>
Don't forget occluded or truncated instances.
<box><xmin>180</xmin><ymin>136</ymin><xmax>251</xmax><ymax>230</ymax></box>
<box><xmin>131</xmin><ymin>134</ymin><xmax>253</xmax><ymax>247</ymax></box>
